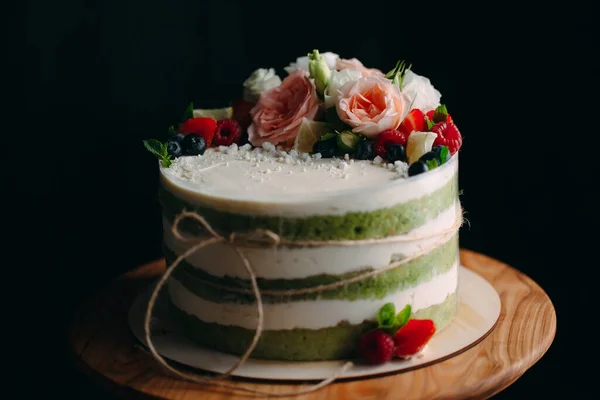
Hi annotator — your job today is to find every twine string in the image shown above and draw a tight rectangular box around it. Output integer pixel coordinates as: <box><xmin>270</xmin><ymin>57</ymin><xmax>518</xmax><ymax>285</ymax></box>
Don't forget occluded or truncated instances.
<box><xmin>143</xmin><ymin>206</ymin><xmax>463</xmax><ymax>397</ymax></box>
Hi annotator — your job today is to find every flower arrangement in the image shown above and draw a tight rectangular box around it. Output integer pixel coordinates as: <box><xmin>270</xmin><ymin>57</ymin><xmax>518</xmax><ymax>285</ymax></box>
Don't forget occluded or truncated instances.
<box><xmin>143</xmin><ymin>49</ymin><xmax>462</xmax><ymax>176</ymax></box>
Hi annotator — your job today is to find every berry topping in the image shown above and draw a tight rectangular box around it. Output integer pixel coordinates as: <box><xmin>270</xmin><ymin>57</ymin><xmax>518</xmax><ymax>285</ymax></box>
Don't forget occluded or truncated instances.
<box><xmin>358</xmin><ymin>328</ymin><xmax>396</xmax><ymax>365</ymax></box>
<box><xmin>408</xmin><ymin>160</ymin><xmax>428</xmax><ymax>177</ymax></box>
<box><xmin>166</xmin><ymin>138</ymin><xmax>183</xmax><ymax>157</ymax></box>
<box><xmin>431</xmin><ymin>145</ymin><xmax>450</xmax><ymax>165</ymax></box>
<box><xmin>398</xmin><ymin>108</ymin><xmax>427</xmax><ymax>135</ymax></box>
<box><xmin>426</xmin><ymin>104</ymin><xmax>453</xmax><ymax>124</ymax></box>
<box><xmin>179</xmin><ymin>117</ymin><xmax>217</xmax><ymax>147</ymax></box>
<box><xmin>386</xmin><ymin>144</ymin><xmax>407</xmax><ymax>163</ymax></box>
<box><xmin>213</xmin><ymin>119</ymin><xmax>242</xmax><ymax>147</ymax></box>
<box><xmin>430</xmin><ymin>121</ymin><xmax>462</xmax><ymax>155</ymax></box>
<box><xmin>355</xmin><ymin>140</ymin><xmax>375</xmax><ymax>160</ymax></box>
<box><xmin>374</xmin><ymin>129</ymin><xmax>408</xmax><ymax>159</ymax></box>
<box><xmin>172</xmin><ymin>133</ymin><xmax>186</xmax><ymax>142</ymax></box>
<box><xmin>393</xmin><ymin>319</ymin><xmax>436</xmax><ymax>358</ymax></box>
<box><xmin>181</xmin><ymin>134</ymin><xmax>207</xmax><ymax>156</ymax></box>
<box><xmin>312</xmin><ymin>134</ymin><xmax>338</xmax><ymax>158</ymax></box>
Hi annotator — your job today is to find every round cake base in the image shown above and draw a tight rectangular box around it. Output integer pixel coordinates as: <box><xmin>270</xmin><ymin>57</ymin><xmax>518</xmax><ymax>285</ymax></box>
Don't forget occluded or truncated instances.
<box><xmin>127</xmin><ymin>265</ymin><xmax>500</xmax><ymax>381</ymax></box>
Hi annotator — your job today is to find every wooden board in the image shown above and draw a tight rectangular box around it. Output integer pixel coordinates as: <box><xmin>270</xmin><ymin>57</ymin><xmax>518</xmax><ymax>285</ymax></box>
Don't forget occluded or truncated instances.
<box><xmin>68</xmin><ymin>249</ymin><xmax>557</xmax><ymax>399</ymax></box>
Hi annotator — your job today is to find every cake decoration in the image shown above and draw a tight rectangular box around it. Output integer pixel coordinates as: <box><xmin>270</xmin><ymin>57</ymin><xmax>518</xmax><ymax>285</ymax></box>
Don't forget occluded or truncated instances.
<box><xmin>143</xmin><ymin>49</ymin><xmax>462</xmax><ymax>175</ymax></box>
<box><xmin>141</xmin><ymin>49</ymin><xmax>466</xmax><ymax>395</ymax></box>
<box><xmin>358</xmin><ymin>303</ymin><xmax>435</xmax><ymax>365</ymax></box>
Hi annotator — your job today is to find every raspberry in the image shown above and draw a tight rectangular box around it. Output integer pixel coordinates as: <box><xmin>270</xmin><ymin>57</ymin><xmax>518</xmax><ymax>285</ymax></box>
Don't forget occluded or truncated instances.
<box><xmin>426</xmin><ymin>109</ymin><xmax>453</xmax><ymax>124</ymax></box>
<box><xmin>430</xmin><ymin>121</ymin><xmax>462</xmax><ymax>155</ymax></box>
<box><xmin>393</xmin><ymin>319</ymin><xmax>436</xmax><ymax>358</ymax></box>
<box><xmin>179</xmin><ymin>117</ymin><xmax>217</xmax><ymax>147</ymax></box>
<box><xmin>213</xmin><ymin>119</ymin><xmax>242</xmax><ymax>146</ymax></box>
<box><xmin>358</xmin><ymin>328</ymin><xmax>395</xmax><ymax>365</ymax></box>
<box><xmin>374</xmin><ymin>129</ymin><xmax>408</xmax><ymax>159</ymax></box>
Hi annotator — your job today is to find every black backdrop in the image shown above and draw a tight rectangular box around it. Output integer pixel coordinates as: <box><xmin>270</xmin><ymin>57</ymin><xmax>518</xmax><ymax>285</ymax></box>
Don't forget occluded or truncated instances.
<box><xmin>9</xmin><ymin>0</ymin><xmax>597</xmax><ymax>398</ymax></box>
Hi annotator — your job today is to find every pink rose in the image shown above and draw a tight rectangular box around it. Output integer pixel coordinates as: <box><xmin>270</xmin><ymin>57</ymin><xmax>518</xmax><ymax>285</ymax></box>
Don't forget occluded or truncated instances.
<box><xmin>248</xmin><ymin>70</ymin><xmax>320</xmax><ymax>147</ymax></box>
<box><xmin>336</xmin><ymin>58</ymin><xmax>385</xmax><ymax>78</ymax></box>
<box><xmin>336</xmin><ymin>77</ymin><xmax>410</xmax><ymax>138</ymax></box>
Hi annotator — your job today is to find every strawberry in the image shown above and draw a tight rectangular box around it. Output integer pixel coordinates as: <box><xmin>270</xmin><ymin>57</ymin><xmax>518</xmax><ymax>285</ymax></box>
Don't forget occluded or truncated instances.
<box><xmin>430</xmin><ymin>121</ymin><xmax>462</xmax><ymax>155</ymax></box>
<box><xmin>393</xmin><ymin>319</ymin><xmax>436</xmax><ymax>358</ymax></box>
<box><xmin>358</xmin><ymin>328</ymin><xmax>396</xmax><ymax>365</ymax></box>
<box><xmin>426</xmin><ymin>104</ymin><xmax>453</xmax><ymax>125</ymax></box>
<box><xmin>398</xmin><ymin>108</ymin><xmax>427</xmax><ymax>135</ymax></box>
<box><xmin>374</xmin><ymin>129</ymin><xmax>408</xmax><ymax>159</ymax></box>
<box><xmin>179</xmin><ymin>118</ymin><xmax>217</xmax><ymax>147</ymax></box>
<box><xmin>232</xmin><ymin>97</ymin><xmax>255</xmax><ymax>130</ymax></box>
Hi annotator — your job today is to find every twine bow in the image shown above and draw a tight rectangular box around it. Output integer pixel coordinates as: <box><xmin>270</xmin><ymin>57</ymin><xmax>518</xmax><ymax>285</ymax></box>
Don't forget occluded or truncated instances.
<box><xmin>143</xmin><ymin>206</ymin><xmax>464</xmax><ymax>397</ymax></box>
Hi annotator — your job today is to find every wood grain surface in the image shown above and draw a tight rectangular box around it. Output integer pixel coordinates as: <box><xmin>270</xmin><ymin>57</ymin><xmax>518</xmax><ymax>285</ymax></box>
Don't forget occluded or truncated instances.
<box><xmin>68</xmin><ymin>249</ymin><xmax>557</xmax><ymax>399</ymax></box>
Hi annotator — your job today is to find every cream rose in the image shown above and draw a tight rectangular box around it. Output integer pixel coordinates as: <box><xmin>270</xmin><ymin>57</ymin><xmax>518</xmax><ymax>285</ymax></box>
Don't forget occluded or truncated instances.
<box><xmin>248</xmin><ymin>70</ymin><xmax>320</xmax><ymax>147</ymax></box>
<box><xmin>401</xmin><ymin>70</ymin><xmax>442</xmax><ymax>112</ymax></box>
<box><xmin>335</xmin><ymin>77</ymin><xmax>410</xmax><ymax>138</ymax></box>
<box><xmin>243</xmin><ymin>68</ymin><xmax>282</xmax><ymax>103</ymax></box>
<box><xmin>324</xmin><ymin>68</ymin><xmax>362</xmax><ymax>109</ymax></box>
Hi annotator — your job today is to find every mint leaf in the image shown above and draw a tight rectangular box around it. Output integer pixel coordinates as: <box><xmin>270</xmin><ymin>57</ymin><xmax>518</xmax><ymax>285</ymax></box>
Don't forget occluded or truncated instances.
<box><xmin>325</xmin><ymin>107</ymin><xmax>349</xmax><ymax>131</ymax></box>
<box><xmin>395</xmin><ymin>305</ymin><xmax>412</xmax><ymax>329</ymax></box>
<box><xmin>377</xmin><ymin>303</ymin><xmax>396</xmax><ymax>329</ymax></box>
<box><xmin>168</xmin><ymin>125</ymin><xmax>177</xmax><ymax>136</ymax></box>
<box><xmin>143</xmin><ymin>139</ymin><xmax>165</xmax><ymax>158</ymax></box>
<box><xmin>439</xmin><ymin>146</ymin><xmax>449</xmax><ymax>164</ymax></box>
<box><xmin>426</xmin><ymin>158</ymin><xmax>439</xmax><ymax>170</ymax></box>
<box><xmin>143</xmin><ymin>139</ymin><xmax>172</xmax><ymax>168</ymax></box>
<box><xmin>181</xmin><ymin>101</ymin><xmax>194</xmax><ymax>122</ymax></box>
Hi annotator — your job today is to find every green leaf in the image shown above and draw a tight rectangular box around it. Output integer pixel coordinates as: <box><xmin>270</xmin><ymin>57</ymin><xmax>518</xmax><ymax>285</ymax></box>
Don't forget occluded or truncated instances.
<box><xmin>439</xmin><ymin>146</ymin><xmax>449</xmax><ymax>164</ymax></box>
<box><xmin>143</xmin><ymin>139</ymin><xmax>172</xmax><ymax>168</ymax></box>
<box><xmin>425</xmin><ymin>115</ymin><xmax>435</xmax><ymax>130</ymax></box>
<box><xmin>433</xmin><ymin>104</ymin><xmax>449</xmax><ymax>123</ymax></box>
<box><xmin>181</xmin><ymin>102</ymin><xmax>194</xmax><ymax>122</ymax></box>
<box><xmin>167</xmin><ymin>125</ymin><xmax>177</xmax><ymax>136</ymax></box>
<box><xmin>325</xmin><ymin>107</ymin><xmax>349</xmax><ymax>131</ymax></box>
<box><xmin>395</xmin><ymin>305</ymin><xmax>412</xmax><ymax>329</ymax></box>
<box><xmin>143</xmin><ymin>139</ymin><xmax>165</xmax><ymax>158</ymax></box>
<box><xmin>377</xmin><ymin>303</ymin><xmax>396</xmax><ymax>329</ymax></box>
<box><xmin>426</xmin><ymin>158</ymin><xmax>439</xmax><ymax>170</ymax></box>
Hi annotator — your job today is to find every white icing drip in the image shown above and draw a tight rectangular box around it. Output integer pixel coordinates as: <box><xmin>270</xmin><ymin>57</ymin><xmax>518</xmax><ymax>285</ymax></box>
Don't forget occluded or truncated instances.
<box><xmin>168</xmin><ymin>261</ymin><xmax>459</xmax><ymax>330</ymax></box>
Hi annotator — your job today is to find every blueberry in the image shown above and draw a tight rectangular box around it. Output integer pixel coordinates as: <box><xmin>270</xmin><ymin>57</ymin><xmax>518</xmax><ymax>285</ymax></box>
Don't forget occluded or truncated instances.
<box><xmin>431</xmin><ymin>145</ymin><xmax>448</xmax><ymax>164</ymax></box>
<box><xmin>355</xmin><ymin>140</ymin><xmax>375</xmax><ymax>160</ymax></box>
<box><xmin>408</xmin><ymin>160</ymin><xmax>429</xmax><ymax>177</ymax></box>
<box><xmin>167</xmin><ymin>138</ymin><xmax>183</xmax><ymax>157</ymax></box>
<box><xmin>386</xmin><ymin>144</ymin><xmax>407</xmax><ymax>163</ymax></box>
<box><xmin>181</xmin><ymin>134</ymin><xmax>207</xmax><ymax>155</ymax></box>
<box><xmin>173</xmin><ymin>133</ymin><xmax>186</xmax><ymax>142</ymax></box>
<box><xmin>312</xmin><ymin>137</ymin><xmax>337</xmax><ymax>158</ymax></box>
<box><xmin>419</xmin><ymin>151</ymin><xmax>438</xmax><ymax>162</ymax></box>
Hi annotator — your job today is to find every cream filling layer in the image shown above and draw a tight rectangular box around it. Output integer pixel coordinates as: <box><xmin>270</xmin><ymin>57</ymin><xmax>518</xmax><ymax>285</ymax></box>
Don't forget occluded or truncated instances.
<box><xmin>162</xmin><ymin>201</ymin><xmax>459</xmax><ymax>280</ymax></box>
<box><xmin>168</xmin><ymin>261</ymin><xmax>459</xmax><ymax>330</ymax></box>
<box><xmin>159</xmin><ymin>148</ymin><xmax>457</xmax><ymax>216</ymax></box>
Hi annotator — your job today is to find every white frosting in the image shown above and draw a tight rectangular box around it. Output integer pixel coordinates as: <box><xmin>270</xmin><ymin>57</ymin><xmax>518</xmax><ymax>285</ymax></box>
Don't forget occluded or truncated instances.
<box><xmin>163</xmin><ymin>202</ymin><xmax>459</xmax><ymax>279</ymax></box>
<box><xmin>168</xmin><ymin>261</ymin><xmax>459</xmax><ymax>330</ymax></box>
<box><xmin>159</xmin><ymin>145</ymin><xmax>457</xmax><ymax>216</ymax></box>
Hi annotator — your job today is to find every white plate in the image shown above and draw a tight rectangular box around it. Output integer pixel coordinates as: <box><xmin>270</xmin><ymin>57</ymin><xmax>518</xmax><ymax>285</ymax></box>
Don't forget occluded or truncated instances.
<box><xmin>128</xmin><ymin>265</ymin><xmax>501</xmax><ymax>381</ymax></box>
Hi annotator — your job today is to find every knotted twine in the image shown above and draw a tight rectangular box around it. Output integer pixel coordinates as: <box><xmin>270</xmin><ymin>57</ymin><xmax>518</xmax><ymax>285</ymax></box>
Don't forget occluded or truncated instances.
<box><xmin>144</xmin><ymin>206</ymin><xmax>465</xmax><ymax>397</ymax></box>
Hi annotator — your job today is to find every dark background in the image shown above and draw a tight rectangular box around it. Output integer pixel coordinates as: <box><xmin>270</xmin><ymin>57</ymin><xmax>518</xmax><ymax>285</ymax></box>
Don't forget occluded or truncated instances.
<box><xmin>9</xmin><ymin>0</ymin><xmax>597</xmax><ymax>398</ymax></box>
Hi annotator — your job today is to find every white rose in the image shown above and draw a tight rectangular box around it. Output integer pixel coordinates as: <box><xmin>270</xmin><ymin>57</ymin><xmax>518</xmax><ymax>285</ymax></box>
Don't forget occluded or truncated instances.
<box><xmin>401</xmin><ymin>70</ymin><xmax>442</xmax><ymax>112</ymax></box>
<box><xmin>324</xmin><ymin>68</ymin><xmax>362</xmax><ymax>109</ymax></box>
<box><xmin>284</xmin><ymin>52</ymin><xmax>339</xmax><ymax>75</ymax></box>
<box><xmin>243</xmin><ymin>68</ymin><xmax>282</xmax><ymax>103</ymax></box>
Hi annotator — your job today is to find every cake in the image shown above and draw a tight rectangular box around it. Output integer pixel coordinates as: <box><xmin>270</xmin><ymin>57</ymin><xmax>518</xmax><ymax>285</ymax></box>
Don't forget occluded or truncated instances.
<box><xmin>144</xmin><ymin>50</ymin><xmax>463</xmax><ymax>364</ymax></box>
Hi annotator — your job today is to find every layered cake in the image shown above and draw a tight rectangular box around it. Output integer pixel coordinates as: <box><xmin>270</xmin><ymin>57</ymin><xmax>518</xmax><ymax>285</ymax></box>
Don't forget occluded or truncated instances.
<box><xmin>144</xmin><ymin>50</ymin><xmax>463</xmax><ymax>363</ymax></box>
